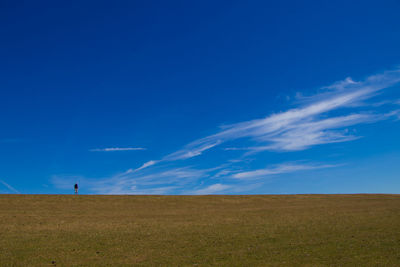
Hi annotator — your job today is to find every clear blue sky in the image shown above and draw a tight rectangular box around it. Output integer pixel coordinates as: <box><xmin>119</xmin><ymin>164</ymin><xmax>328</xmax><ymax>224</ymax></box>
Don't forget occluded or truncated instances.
<box><xmin>1</xmin><ymin>0</ymin><xmax>400</xmax><ymax>194</ymax></box>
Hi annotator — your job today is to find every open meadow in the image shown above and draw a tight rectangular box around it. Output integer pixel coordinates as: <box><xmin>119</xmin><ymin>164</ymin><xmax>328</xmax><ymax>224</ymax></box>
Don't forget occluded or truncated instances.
<box><xmin>1</xmin><ymin>194</ymin><xmax>400</xmax><ymax>266</ymax></box>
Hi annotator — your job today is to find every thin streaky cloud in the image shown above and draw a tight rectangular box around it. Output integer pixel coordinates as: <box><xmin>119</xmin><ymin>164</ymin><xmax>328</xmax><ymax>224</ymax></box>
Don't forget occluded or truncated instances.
<box><xmin>130</xmin><ymin>141</ymin><xmax>222</xmax><ymax>172</ymax></box>
<box><xmin>233</xmin><ymin>163</ymin><xmax>338</xmax><ymax>179</ymax></box>
<box><xmin>52</xmin><ymin>68</ymin><xmax>400</xmax><ymax>195</ymax></box>
<box><xmin>0</xmin><ymin>179</ymin><xmax>21</xmax><ymax>194</ymax></box>
<box><xmin>102</xmin><ymin>186</ymin><xmax>179</xmax><ymax>195</ymax></box>
<box><xmin>52</xmin><ymin>161</ymin><xmax>334</xmax><ymax>195</ymax></box>
<box><xmin>52</xmin><ymin>165</ymin><xmax>211</xmax><ymax>195</ymax></box>
<box><xmin>135</xmin><ymin>68</ymin><xmax>400</xmax><ymax>171</ymax></box>
<box><xmin>191</xmin><ymin>183</ymin><xmax>231</xmax><ymax>195</ymax></box>
<box><xmin>369</xmin><ymin>100</ymin><xmax>393</xmax><ymax>107</ymax></box>
<box><xmin>132</xmin><ymin>160</ymin><xmax>159</xmax><ymax>172</ymax></box>
<box><xmin>223</xmin><ymin>147</ymin><xmax>249</xmax><ymax>151</ymax></box>
<box><xmin>163</xmin><ymin>140</ymin><xmax>222</xmax><ymax>161</ymax></box>
<box><xmin>90</xmin><ymin>147</ymin><xmax>146</xmax><ymax>152</ymax></box>
<box><xmin>385</xmin><ymin>109</ymin><xmax>400</xmax><ymax>120</ymax></box>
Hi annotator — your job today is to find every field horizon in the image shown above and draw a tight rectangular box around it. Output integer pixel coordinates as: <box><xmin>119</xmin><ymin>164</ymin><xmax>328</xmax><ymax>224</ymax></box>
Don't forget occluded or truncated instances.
<box><xmin>1</xmin><ymin>194</ymin><xmax>400</xmax><ymax>266</ymax></box>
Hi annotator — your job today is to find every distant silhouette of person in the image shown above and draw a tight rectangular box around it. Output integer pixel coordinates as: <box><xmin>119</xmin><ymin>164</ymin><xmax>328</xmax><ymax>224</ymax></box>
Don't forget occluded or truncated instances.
<box><xmin>74</xmin><ymin>183</ymin><xmax>78</xmax><ymax>194</ymax></box>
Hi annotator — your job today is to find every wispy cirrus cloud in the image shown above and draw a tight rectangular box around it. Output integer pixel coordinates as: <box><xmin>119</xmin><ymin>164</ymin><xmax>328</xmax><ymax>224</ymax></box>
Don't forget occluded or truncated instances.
<box><xmin>190</xmin><ymin>183</ymin><xmax>231</xmax><ymax>195</ymax></box>
<box><xmin>138</xmin><ymin>68</ymin><xmax>400</xmax><ymax>169</ymax></box>
<box><xmin>132</xmin><ymin>160</ymin><xmax>159</xmax><ymax>172</ymax></box>
<box><xmin>52</xmin><ymin>166</ymin><xmax>213</xmax><ymax>195</ymax></box>
<box><xmin>0</xmin><ymin>179</ymin><xmax>20</xmax><ymax>194</ymax></box>
<box><xmin>53</xmin><ymin>68</ymin><xmax>400</xmax><ymax>194</ymax></box>
<box><xmin>233</xmin><ymin>162</ymin><xmax>338</xmax><ymax>179</ymax></box>
<box><xmin>90</xmin><ymin>147</ymin><xmax>146</xmax><ymax>152</ymax></box>
<box><xmin>163</xmin><ymin>140</ymin><xmax>222</xmax><ymax>161</ymax></box>
<box><xmin>385</xmin><ymin>109</ymin><xmax>400</xmax><ymax>120</ymax></box>
<box><xmin>52</xmin><ymin>161</ymin><xmax>334</xmax><ymax>195</ymax></box>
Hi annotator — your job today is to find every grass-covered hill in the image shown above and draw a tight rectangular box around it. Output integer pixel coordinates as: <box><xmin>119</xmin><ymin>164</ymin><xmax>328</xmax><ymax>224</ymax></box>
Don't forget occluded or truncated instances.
<box><xmin>1</xmin><ymin>194</ymin><xmax>400</xmax><ymax>266</ymax></box>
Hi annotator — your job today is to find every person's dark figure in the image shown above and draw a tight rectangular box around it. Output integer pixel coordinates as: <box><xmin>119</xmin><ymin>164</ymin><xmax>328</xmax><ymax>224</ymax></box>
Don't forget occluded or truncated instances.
<box><xmin>74</xmin><ymin>183</ymin><xmax>78</xmax><ymax>195</ymax></box>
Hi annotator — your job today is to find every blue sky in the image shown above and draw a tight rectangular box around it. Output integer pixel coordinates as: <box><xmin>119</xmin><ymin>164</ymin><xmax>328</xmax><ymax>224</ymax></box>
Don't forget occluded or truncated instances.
<box><xmin>1</xmin><ymin>0</ymin><xmax>400</xmax><ymax>194</ymax></box>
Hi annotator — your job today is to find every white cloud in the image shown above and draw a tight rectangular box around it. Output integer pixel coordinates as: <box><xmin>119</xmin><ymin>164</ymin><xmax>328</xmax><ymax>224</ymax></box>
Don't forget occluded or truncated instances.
<box><xmin>52</xmin><ymin>68</ymin><xmax>400</xmax><ymax>195</ymax></box>
<box><xmin>0</xmin><ymin>179</ymin><xmax>20</xmax><ymax>194</ymax></box>
<box><xmin>132</xmin><ymin>160</ymin><xmax>159</xmax><ymax>172</ymax></box>
<box><xmin>250</xmin><ymin>114</ymin><xmax>377</xmax><ymax>152</ymax></box>
<box><xmin>233</xmin><ymin>163</ymin><xmax>336</xmax><ymax>179</ymax></box>
<box><xmin>223</xmin><ymin>147</ymin><xmax>249</xmax><ymax>151</ymax></box>
<box><xmin>90</xmin><ymin>147</ymin><xmax>146</xmax><ymax>152</ymax></box>
<box><xmin>163</xmin><ymin>140</ymin><xmax>222</xmax><ymax>161</ymax></box>
<box><xmin>155</xmin><ymin>68</ymin><xmax>400</xmax><ymax>158</ymax></box>
<box><xmin>385</xmin><ymin>109</ymin><xmax>400</xmax><ymax>120</ymax></box>
<box><xmin>191</xmin><ymin>183</ymin><xmax>231</xmax><ymax>195</ymax></box>
<box><xmin>128</xmin><ymin>69</ymin><xmax>400</xmax><ymax>173</ymax></box>
<box><xmin>53</xmin><ymin>166</ymin><xmax>211</xmax><ymax>195</ymax></box>
<box><xmin>101</xmin><ymin>185</ymin><xmax>179</xmax><ymax>195</ymax></box>
<box><xmin>132</xmin><ymin>140</ymin><xmax>222</xmax><ymax>172</ymax></box>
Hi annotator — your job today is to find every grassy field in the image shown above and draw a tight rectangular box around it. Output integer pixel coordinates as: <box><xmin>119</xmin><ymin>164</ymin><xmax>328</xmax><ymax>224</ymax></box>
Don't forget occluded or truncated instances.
<box><xmin>1</xmin><ymin>194</ymin><xmax>400</xmax><ymax>266</ymax></box>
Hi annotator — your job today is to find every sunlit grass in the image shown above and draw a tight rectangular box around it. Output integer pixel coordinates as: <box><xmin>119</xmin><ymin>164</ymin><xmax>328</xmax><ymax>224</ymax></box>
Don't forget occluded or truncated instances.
<box><xmin>1</xmin><ymin>194</ymin><xmax>400</xmax><ymax>266</ymax></box>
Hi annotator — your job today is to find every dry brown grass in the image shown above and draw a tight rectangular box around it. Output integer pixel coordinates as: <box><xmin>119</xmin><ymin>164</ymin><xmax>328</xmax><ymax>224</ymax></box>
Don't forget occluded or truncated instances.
<box><xmin>1</xmin><ymin>194</ymin><xmax>400</xmax><ymax>266</ymax></box>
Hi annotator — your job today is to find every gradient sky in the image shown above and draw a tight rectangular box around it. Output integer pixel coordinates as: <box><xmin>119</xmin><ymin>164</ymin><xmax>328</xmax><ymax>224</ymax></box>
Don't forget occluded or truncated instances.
<box><xmin>1</xmin><ymin>0</ymin><xmax>400</xmax><ymax>194</ymax></box>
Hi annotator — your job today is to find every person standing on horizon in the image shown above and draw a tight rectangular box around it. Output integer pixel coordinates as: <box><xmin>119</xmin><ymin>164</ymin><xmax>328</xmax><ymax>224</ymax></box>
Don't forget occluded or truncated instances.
<box><xmin>74</xmin><ymin>183</ymin><xmax>78</xmax><ymax>195</ymax></box>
